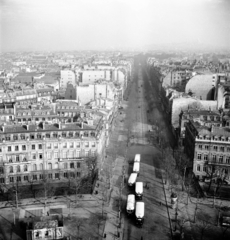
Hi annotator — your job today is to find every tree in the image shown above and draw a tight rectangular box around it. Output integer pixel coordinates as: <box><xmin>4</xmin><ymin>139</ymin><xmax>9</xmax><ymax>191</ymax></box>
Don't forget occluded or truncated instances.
<box><xmin>76</xmin><ymin>219</ymin><xmax>83</xmax><ymax>238</ymax></box>
<box><xmin>194</xmin><ymin>219</ymin><xmax>210</xmax><ymax>240</ymax></box>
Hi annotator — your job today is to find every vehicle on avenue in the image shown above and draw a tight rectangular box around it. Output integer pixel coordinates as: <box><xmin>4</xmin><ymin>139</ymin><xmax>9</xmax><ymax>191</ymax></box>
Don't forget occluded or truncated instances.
<box><xmin>135</xmin><ymin>182</ymin><xmax>143</xmax><ymax>200</ymax></box>
<box><xmin>128</xmin><ymin>173</ymin><xmax>138</xmax><ymax>187</ymax></box>
<box><xmin>135</xmin><ymin>202</ymin><xmax>145</xmax><ymax>227</ymax></box>
<box><xmin>126</xmin><ymin>194</ymin><xmax>135</xmax><ymax>216</ymax></box>
<box><xmin>133</xmin><ymin>162</ymin><xmax>140</xmax><ymax>175</ymax></box>
<box><xmin>134</xmin><ymin>154</ymin><xmax>141</xmax><ymax>163</ymax></box>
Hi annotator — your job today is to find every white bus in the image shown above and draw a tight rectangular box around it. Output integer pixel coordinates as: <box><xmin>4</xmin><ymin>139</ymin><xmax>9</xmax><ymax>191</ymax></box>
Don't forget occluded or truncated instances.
<box><xmin>135</xmin><ymin>182</ymin><xmax>143</xmax><ymax>200</ymax></box>
<box><xmin>128</xmin><ymin>173</ymin><xmax>138</xmax><ymax>187</ymax></box>
<box><xmin>126</xmin><ymin>194</ymin><xmax>135</xmax><ymax>215</ymax></box>
<box><xmin>134</xmin><ymin>154</ymin><xmax>141</xmax><ymax>163</ymax></box>
<box><xmin>135</xmin><ymin>202</ymin><xmax>145</xmax><ymax>227</ymax></box>
<box><xmin>133</xmin><ymin>162</ymin><xmax>140</xmax><ymax>175</ymax></box>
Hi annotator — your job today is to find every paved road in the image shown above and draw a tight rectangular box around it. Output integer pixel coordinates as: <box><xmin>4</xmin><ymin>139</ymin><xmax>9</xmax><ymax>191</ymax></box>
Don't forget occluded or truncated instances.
<box><xmin>120</xmin><ymin>65</ymin><xmax>172</xmax><ymax>240</ymax></box>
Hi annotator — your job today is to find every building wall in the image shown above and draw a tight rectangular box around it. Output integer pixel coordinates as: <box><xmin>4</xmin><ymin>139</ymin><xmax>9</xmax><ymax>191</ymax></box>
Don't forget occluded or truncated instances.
<box><xmin>81</xmin><ymin>70</ymin><xmax>111</xmax><ymax>84</ymax></box>
<box><xmin>76</xmin><ymin>84</ymin><xmax>115</xmax><ymax>105</ymax></box>
<box><xmin>65</xmin><ymin>84</ymin><xmax>76</xmax><ymax>100</ymax></box>
<box><xmin>60</xmin><ymin>70</ymin><xmax>75</xmax><ymax>89</ymax></box>
<box><xmin>0</xmin><ymin>133</ymin><xmax>99</xmax><ymax>185</ymax></box>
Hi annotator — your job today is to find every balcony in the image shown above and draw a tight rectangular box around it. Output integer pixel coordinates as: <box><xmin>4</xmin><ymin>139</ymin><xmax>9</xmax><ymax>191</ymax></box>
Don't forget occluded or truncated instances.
<box><xmin>208</xmin><ymin>160</ymin><xmax>230</xmax><ymax>166</ymax></box>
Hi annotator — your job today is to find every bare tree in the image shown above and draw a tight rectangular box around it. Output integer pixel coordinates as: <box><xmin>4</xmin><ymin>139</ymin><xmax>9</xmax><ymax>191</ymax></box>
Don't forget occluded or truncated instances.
<box><xmin>76</xmin><ymin>219</ymin><xmax>83</xmax><ymax>238</ymax></box>
<box><xmin>194</xmin><ymin>219</ymin><xmax>210</xmax><ymax>240</ymax></box>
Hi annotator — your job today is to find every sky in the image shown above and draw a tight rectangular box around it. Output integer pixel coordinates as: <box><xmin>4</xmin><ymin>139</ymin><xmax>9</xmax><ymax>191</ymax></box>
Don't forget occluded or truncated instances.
<box><xmin>0</xmin><ymin>0</ymin><xmax>230</xmax><ymax>52</ymax></box>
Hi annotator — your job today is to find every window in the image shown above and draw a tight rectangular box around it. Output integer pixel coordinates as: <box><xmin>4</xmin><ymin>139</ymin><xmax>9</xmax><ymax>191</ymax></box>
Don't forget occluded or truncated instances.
<box><xmin>39</xmin><ymin>154</ymin><xmax>43</xmax><ymax>160</ymax></box>
<box><xmin>24</xmin><ymin>176</ymin><xmax>28</xmax><ymax>181</ymax></box>
<box><xmin>0</xmin><ymin>178</ymin><xmax>5</xmax><ymax>183</ymax></box>
<box><xmin>70</xmin><ymin>142</ymin><xmax>74</xmax><ymax>148</ymax></box>
<box><xmin>213</xmin><ymin>155</ymin><xmax>217</xmax><ymax>161</ymax></box>
<box><xmin>17</xmin><ymin>166</ymin><xmax>20</xmax><ymax>172</ymax></box>
<box><xmin>8</xmin><ymin>146</ymin><xmax>11</xmax><ymax>152</ymax></box>
<box><xmin>13</xmin><ymin>135</ymin><xmax>18</xmax><ymax>140</ymax></box>
<box><xmin>197</xmin><ymin>154</ymin><xmax>202</xmax><ymax>160</ymax></box>
<box><xmin>54</xmin><ymin>143</ymin><xmax>58</xmax><ymax>149</ymax></box>
<box><xmin>48</xmin><ymin>173</ymin><xmax>52</xmax><ymax>179</ymax></box>
<box><xmin>17</xmin><ymin>176</ymin><xmax>21</xmax><ymax>182</ymax></box>
<box><xmin>55</xmin><ymin>162</ymin><xmax>58</xmax><ymax>169</ymax></box>
<box><xmin>55</xmin><ymin>173</ymin><xmax>59</xmax><ymax>179</ymax></box>
<box><xmin>47</xmin><ymin>143</ymin><xmax>51</xmax><ymax>149</ymax></box>
<box><xmin>77</xmin><ymin>162</ymin><xmax>81</xmax><ymax>168</ymax></box>
<box><xmin>69</xmin><ymin>132</ymin><xmax>73</xmax><ymax>137</ymax></box>
<box><xmin>10</xmin><ymin>177</ymin><xmax>14</xmax><ymax>182</ymax></box>
<box><xmin>204</xmin><ymin>155</ymin><xmax>208</xmax><ymax>161</ymax></box>
<box><xmin>0</xmin><ymin>167</ymin><xmax>4</xmax><ymax>174</ymax></box>
<box><xmin>33</xmin><ymin>175</ymin><xmax>37</xmax><ymax>180</ymax></box>
<box><xmin>92</xmin><ymin>142</ymin><xmax>96</xmax><ymax>147</ymax></box>
<box><xmin>40</xmin><ymin>174</ymin><xmax>43</xmax><ymax>180</ymax></box>
<box><xmin>46</xmin><ymin>133</ymin><xmax>50</xmax><ymax>138</ymax></box>
<box><xmin>76</xmin><ymin>151</ymin><xmax>80</xmax><ymax>158</ymax></box>
<box><xmin>37</xmin><ymin>134</ymin><xmax>42</xmax><ymax>139</ymax></box>
<box><xmin>203</xmin><ymin>166</ymin><xmax>207</xmax><ymax>173</ymax></box>
<box><xmin>77</xmin><ymin>172</ymin><xmax>81</xmax><ymax>177</ymax></box>
<box><xmin>62</xmin><ymin>132</ymin><xmax>66</xmax><ymax>137</ymax></box>
<box><xmin>48</xmin><ymin>163</ymin><xmax>52</xmax><ymax>170</ymax></box>
<box><xmin>40</xmin><ymin>163</ymin><xmax>43</xmax><ymax>170</ymax></box>
<box><xmin>213</xmin><ymin>146</ymin><xmax>218</xmax><ymax>151</ymax></box>
<box><xmin>227</xmin><ymin>147</ymin><xmax>230</xmax><ymax>152</ymax></box>
<box><xmin>85</xmin><ymin>151</ymin><xmax>89</xmax><ymax>157</ymax></box>
<box><xmin>15</xmin><ymin>146</ymin><xmax>19</xmax><ymax>151</ymax></box>
<box><xmin>220</xmin><ymin>146</ymin><xmax>225</xmax><ymax>152</ymax></box>
<box><xmin>21</xmin><ymin>134</ymin><xmax>26</xmax><ymax>141</ymax></box>
<box><xmin>85</xmin><ymin>142</ymin><xmax>89</xmax><ymax>147</ymax></box>
<box><xmin>63</xmin><ymin>143</ymin><xmax>67</xmax><ymax>148</ymax></box>
<box><xmin>53</xmin><ymin>133</ymin><xmax>58</xmax><ymax>138</ymax></box>
<box><xmin>32</xmin><ymin>154</ymin><xmax>36</xmax><ymax>160</ymax></box>
<box><xmin>9</xmin><ymin>166</ymin><xmax>13</xmax><ymax>173</ymax></box>
<box><xmin>198</xmin><ymin>145</ymin><xmax>202</xmax><ymax>149</ymax></box>
<box><xmin>32</xmin><ymin>144</ymin><xmax>36</xmax><ymax>150</ymax></box>
<box><xmin>16</xmin><ymin>156</ymin><xmax>20</xmax><ymax>162</ymax></box>
<box><xmin>64</xmin><ymin>162</ymin><xmax>68</xmax><ymax>169</ymax></box>
<box><xmin>64</xmin><ymin>172</ymin><xmax>68</xmax><ymax>178</ymax></box>
<box><xmin>24</xmin><ymin>165</ymin><xmax>28</xmax><ymax>172</ymax></box>
<box><xmin>47</xmin><ymin>152</ymin><xmax>51</xmax><ymax>159</ymax></box>
<box><xmin>38</xmin><ymin>144</ymin><xmax>42</xmax><ymax>149</ymax></box>
<box><xmin>219</xmin><ymin>155</ymin><xmax>223</xmax><ymax>163</ymax></box>
<box><xmin>226</xmin><ymin>157</ymin><xmax>230</xmax><ymax>164</ymax></box>
<box><xmin>68</xmin><ymin>151</ymin><xmax>74</xmax><ymax>158</ymax></box>
<box><xmin>63</xmin><ymin>151</ymin><xmax>67</xmax><ymax>158</ymax></box>
<box><xmin>205</xmin><ymin>145</ymin><xmax>209</xmax><ymax>150</ymax></box>
<box><xmin>70</xmin><ymin>163</ymin><xmax>74</xmax><ymax>169</ymax></box>
<box><xmin>197</xmin><ymin>165</ymin><xmax>201</xmax><ymax>172</ymax></box>
<box><xmin>54</xmin><ymin>152</ymin><xmax>58</xmax><ymax>158</ymax></box>
<box><xmin>70</xmin><ymin>172</ymin><xmax>75</xmax><ymax>178</ymax></box>
<box><xmin>76</xmin><ymin>142</ymin><xmax>80</xmax><ymax>148</ymax></box>
<box><xmin>33</xmin><ymin>164</ymin><xmax>37</xmax><ymax>171</ymax></box>
<box><xmin>22</xmin><ymin>145</ymin><xmax>26</xmax><ymax>150</ymax></box>
<box><xmin>30</xmin><ymin>135</ymin><xmax>35</xmax><ymax>139</ymax></box>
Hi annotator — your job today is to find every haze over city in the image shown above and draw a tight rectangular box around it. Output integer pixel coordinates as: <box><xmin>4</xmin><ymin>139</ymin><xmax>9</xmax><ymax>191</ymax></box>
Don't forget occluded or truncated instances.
<box><xmin>1</xmin><ymin>0</ymin><xmax>230</xmax><ymax>52</ymax></box>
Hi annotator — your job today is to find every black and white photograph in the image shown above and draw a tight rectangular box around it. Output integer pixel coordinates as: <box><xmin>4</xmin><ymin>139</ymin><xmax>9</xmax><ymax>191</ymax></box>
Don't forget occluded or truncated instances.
<box><xmin>0</xmin><ymin>0</ymin><xmax>230</xmax><ymax>239</ymax></box>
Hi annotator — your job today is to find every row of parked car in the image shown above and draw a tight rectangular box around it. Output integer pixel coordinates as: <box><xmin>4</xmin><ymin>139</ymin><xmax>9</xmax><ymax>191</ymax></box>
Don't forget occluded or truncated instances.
<box><xmin>126</xmin><ymin>154</ymin><xmax>145</xmax><ymax>227</ymax></box>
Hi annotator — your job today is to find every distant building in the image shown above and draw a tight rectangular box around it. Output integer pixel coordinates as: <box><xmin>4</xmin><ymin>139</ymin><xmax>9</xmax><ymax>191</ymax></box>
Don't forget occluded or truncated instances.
<box><xmin>76</xmin><ymin>82</ymin><xmax>115</xmax><ymax>105</ymax></box>
<box><xmin>185</xmin><ymin>74</ymin><xmax>214</xmax><ymax>100</ymax></box>
<box><xmin>60</xmin><ymin>70</ymin><xmax>75</xmax><ymax>89</ymax></box>
<box><xmin>65</xmin><ymin>83</ymin><xmax>76</xmax><ymax>100</ymax></box>
<box><xmin>80</xmin><ymin>70</ymin><xmax>111</xmax><ymax>84</ymax></box>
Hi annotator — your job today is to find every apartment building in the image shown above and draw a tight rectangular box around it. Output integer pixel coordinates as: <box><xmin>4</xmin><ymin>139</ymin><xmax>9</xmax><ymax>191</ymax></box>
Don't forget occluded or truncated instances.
<box><xmin>0</xmin><ymin>118</ymin><xmax>106</xmax><ymax>186</ymax></box>
<box><xmin>60</xmin><ymin>69</ymin><xmax>75</xmax><ymax>89</ymax></box>
<box><xmin>184</xmin><ymin>120</ymin><xmax>230</xmax><ymax>181</ymax></box>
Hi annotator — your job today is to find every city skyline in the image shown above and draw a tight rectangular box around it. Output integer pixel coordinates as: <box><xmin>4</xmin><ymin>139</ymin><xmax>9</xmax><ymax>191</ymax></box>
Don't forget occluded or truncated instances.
<box><xmin>1</xmin><ymin>0</ymin><xmax>230</xmax><ymax>52</ymax></box>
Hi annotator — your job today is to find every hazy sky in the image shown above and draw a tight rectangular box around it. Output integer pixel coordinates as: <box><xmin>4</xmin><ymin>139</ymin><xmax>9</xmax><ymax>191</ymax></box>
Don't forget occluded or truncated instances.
<box><xmin>1</xmin><ymin>0</ymin><xmax>230</xmax><ymax>52</ymax></box>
